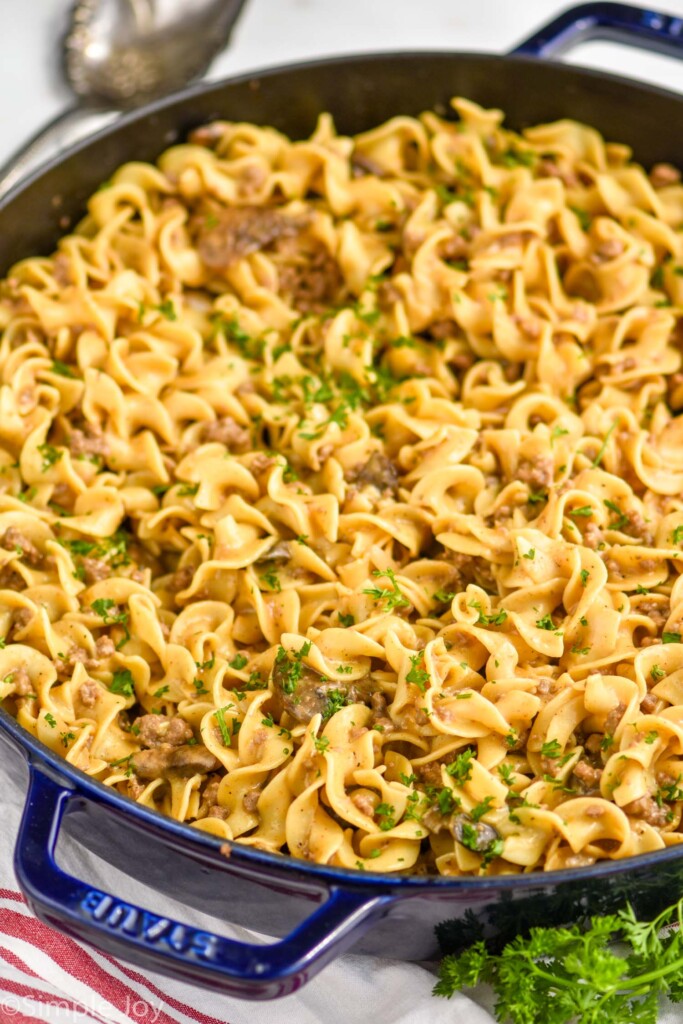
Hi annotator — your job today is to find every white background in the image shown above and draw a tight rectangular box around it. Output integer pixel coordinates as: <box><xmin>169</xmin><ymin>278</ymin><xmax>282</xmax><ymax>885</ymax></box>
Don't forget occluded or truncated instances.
<box><xmin>5</xmin><ymin>0</ymin><xmax>683</xmax><ymax>167</ymax></box>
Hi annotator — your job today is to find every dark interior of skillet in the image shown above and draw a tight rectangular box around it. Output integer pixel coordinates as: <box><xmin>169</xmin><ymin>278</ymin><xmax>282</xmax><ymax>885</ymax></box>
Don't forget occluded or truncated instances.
<box><xmin>3</xmin><ymin>51</ymin><xmax>683</xmax><ymax>274</ymax></box>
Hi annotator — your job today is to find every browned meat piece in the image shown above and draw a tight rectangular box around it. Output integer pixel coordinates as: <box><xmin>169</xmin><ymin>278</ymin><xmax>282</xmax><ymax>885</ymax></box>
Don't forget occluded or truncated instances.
<box><xmin>196</xmin><ymin>206</ymin><xmax>308</xmax><ymax>269</ymax></box>
<box><xmin>450</xmin><ymin>351</ymin><xmax>476</xmax><ymax>370</ymax></box>
<box><xmin>69</xmin><ymin>426</ymin><xmax>108</xmax><ymax>457</ymax></box>
<box><xmin>2</xmin><ymin>528</ymin><xmax>42</xmax><ymax>566</ymax></box>
<box><xmin>271</xmin><ymin>656</ymin><xmax>373</xmax><ymax>724</ymax></box>
<box><xmin>513</xmin><ymin>316</ymin><xmax>541</xmax><ymax>340</ymax></box>
<box><xmin>131</xmin><ymin>744</ymin><xmax>220</xmax><ymax>780</ymax></box>
<box><xmin>10</xmin><ymin>667</ymin><xmax>33</xmax><ymax>696</ymax></box>
<box><xmin>207</xmin><ymin>804</ymin><xmax>229</xmax><ymax>820</ymax></box>
<box><xmin>260</xmin><ymin>541</ymin><xmax>290</xmax><ymax>562</ymax></box>
<box><xmin>377</xmin><ymin>280</ymin><xmax>402</xmax><ymax>309</ymax></box>
<box><xmin>370</xmin><ymin>691</ymin><xmax>393</xmax><ymax>733</ymax></box>
<box><xmin>537</xmin><ymin>158</ymin><xmax>579</xmax><ymax>187</ymax></box>
<box><xmin>55</xmin><ymin>635</ymin><xmax>116</xmax><ymax>677</ymax></box>
<box><xmin>82</xmin><ymin>557</ymin><xmax>110</xmax><ymax>583</ymax></box>
<box><xmin>505</xmin><ymin>727</ymin><xmax>529</xmax><ymax>753</ymax></box>
<box><xmin>604</xmin><ymin>701</ymin><xmax>626</xmax><ymax>736</ymax></box>
<box><xmin>623</xmin><ymin>795</ymin><xmax>669</xmax><ymax>827</ymax></box>
<box><xmin>95</xmin><ymin>636</ymin><xmax>116</xmax><ymax>659</ymax></box>
<box><xmin>188</xmin><ymin>124</ymin><xmax>225</xmax><ymax>149</ymax></box>
<box><xmin>450</xmin><ymin>814</ymin><xmax>500</xmax><ymax>852</ymax></box>
<box><xmin>250</xmin><ymin>453</ymin><xmax>276</xmax><ymax>475</ymax></box>
<box><xmin>572</xmin><ymin>761</ymin><xmax>603</xmax><ymax>790</ymax></box>
<box><xmin>582</xmin><ymin>522</ymin><xmax>602</xmax><ymax>550</ymax></box>
<box><xmin>198</xmin><ymin>775</ymin><xmax>221</xmax><ymax>818</ymax></box>
<box><xmin>243</xmin><ymin>787</ymin><xmax>261</xmax><ymax>812</ymax></box>
<box><xmin>351</xmin><ymin>152</ymin><xmax>387</xmax><ymax>178</ymax></box>
<box><xmin>277</xmin><ymin>245</ymin><xmax>341</xmax><ymax>313</ymax></box>
<box><xmin>167</xmin><ymin>565</ymin><xmax>194</xmax><ymax>593</ymax></box>
<box><xmin>438</xmin><ymin>236</ymin><xmax>469</xmax><ymax>263</ymax></box>
<box><xmin>351</xmin><ymin>791</ymin><xmax>376</xmax><ymax>817</ymax></box>
<box><xmin>351</xmin><ymin>452</ymin><xmax>399</xmax><ymax>496</ymax></box>
<box><xmin>417</xmin><ymin>760</ymin><xmax>446</xmax><ymax>787</ymax></box>
<box><xmin>622</xmin><ymin>509</ymin><xmax>653</xmax><ymax>544</ymax></box>
<box><xmin>590</xmin><ymin>238</ymin><xmax>625</xmax><ymax>264</ymax></box>
<box><xmin>421</xmin><ymin>806</ymin><xmax>447</xmax><ymax>833</ymax></box>
<box><xmin>641</xmin><ymin>692</ymin><xmax>659</xmax><ymax>714</ymax></box>
<box><xmin>55</xmin><ymin>646</ymin><xmax>89</xmax><ymax>677</ymax></box>
<box><xmin>134</xmin><ymin>714</ymin><xmax>193</xmax><ymax>749</ymax></box>
<box><xmin>518</xmin><ymin>456</ymin><xmax>554</xmax><ymax>490</ymax></box>
<box><xmin>637</xmin><ymin>600</ymin><xmax>669</xmax><ymax>630</ymax></box>
<box><xmin>126</xmin><ymin>777</ymin><xmax>146</xmax><ymax>799</ymax></box>
<box><xmin>13</xmin><ymin>608</ymin><xmax>33</xmax><ymax>629</ymax></box>
<box><xmin>199</xmin><ymin>416</ymin><xmax>251</xmax><ymax>451</ymax></box>
<box><xmin>79</xmin><ymin>681</ymin><xmax>99</xmax><ymax>707</ymax></box>
<box><xmin>438</xmin><ymin>548</ymin><xmax>496</xmax><ymax>592</ymax></box>
<box><xmin>650</xmin><ymin>163</ymin><xmax>681</xmax><ymax>188</ymax></box>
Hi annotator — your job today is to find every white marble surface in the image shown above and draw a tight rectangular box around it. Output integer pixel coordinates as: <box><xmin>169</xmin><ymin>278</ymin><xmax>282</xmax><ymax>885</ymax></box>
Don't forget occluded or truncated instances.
<box><xmin>5</xmin><ymin>0</ymin><xmax>683</xmax><ymax>175</ymax></box>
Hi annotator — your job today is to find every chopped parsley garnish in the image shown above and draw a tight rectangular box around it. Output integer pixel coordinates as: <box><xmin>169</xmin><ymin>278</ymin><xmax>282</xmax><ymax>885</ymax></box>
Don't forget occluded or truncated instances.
<box><xmin>91</xmin><ymin>598</ymin><xmax>130</xmax><ymax>648</ymax></box>
<box><xmin>157</xmin><ymin>299</ymin><xmax>177</xmax><ymax>321</ymax></box>
<box><xmin>50</xmin><ymin>360</ymin><xmax>76</xmax><ymax>378</ymax></box>
<box><xmin>338</xmin><ymin>612</ymin><xmax>355</xmax><ymax>627</ymax></box>
<box><xmin>44</xmin><ymin>712</ymin><xmax>57</xmax><ymax>728</ymax></box>
<box><xmin>541</xmin><ymin>739</ymin><xmax>562</xmax><ymax>759</ymax></box>
<box><xmin>470</xmin><ymin>796</ymin><xmax>494</xmax><ymax>822</ymax></box>
<box><xmin>273</xmin><ymin>641</ymin><xmax>312</xmax><ymax>694</ymax></box>
<box><xmin>363</xmin><ymin>568</ymin><xmax>410</xmax><ymax>611</ymax></box>
<box><xmin>604</xmin><ymin>498</ymin><xmax>629</xmax><ymax>530</ymax></box>
<box><xmin>260</xmin><ymin>567</ymin><xmax>282</xmax><ymax>592</ymax></box>
<box><xmin>322</xmin><ymin>689</ymin><xmax>350</xmax><ymax>720</ymax></box>
<box><xmin>446</xmin><ymin>749</ymin><xmax>475</xmax><ymax>786</ymax></box>
<box><xmin>109</xmin><ymin>669</ymin><xmax>135</xmax><ymax>697</ymax></box>
<box><xmin>314</xmin><ymin>735</ymin><xmax>330</xmax><ymax>753</ymax></box>
<box><xmin>469</xmin><ymin>601</ymin><xmax>507</xmax><ymax>626</ymax></box>
<box><xmin>406</xmin><ymin>650</ymin><xmax>430</xmax><ymax>693</ymax></box>
<box><xmin>569</xmin><ymin>505</ymin><xmax>594</xmax><ymax>517</ymax></box>
<box><xmin>215</xmin><ymin>706</ymin><xmax>233</xmax><ymax>746</ymax></box>
<box><xmin>663</xmin><ymin>632</ymin><xmax>681</xmax><ymax>644</ymax></box>
<box><xmin>37</xmin><ymin>443</ymin><xmax>63</xmax><ymax>472</ymax></box>
<box><xmin>375</xmin><ymin>802</ymin><xmax>396</xmax><ymax>830</ymax></box>
<box><xmin>536</xmin><ymin>614</ymin><xmax>557</xmax><ymax>631</ymax></box>
<box><xmin>593</xmin><ymin>422</ymin><xmax>617</xmax><ymax>467</ymax></box>
<box><xmin>229</xmin><ymin>653</ymin><xmax>248</xmax><ymax>670</ymax></box>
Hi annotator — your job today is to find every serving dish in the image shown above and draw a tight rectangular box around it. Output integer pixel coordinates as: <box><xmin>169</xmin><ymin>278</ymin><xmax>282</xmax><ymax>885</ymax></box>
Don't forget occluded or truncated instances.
<box><xmin>4</xmin><ymin>1</ymin><xmax>683</xmax><ymax>999</ymax></box>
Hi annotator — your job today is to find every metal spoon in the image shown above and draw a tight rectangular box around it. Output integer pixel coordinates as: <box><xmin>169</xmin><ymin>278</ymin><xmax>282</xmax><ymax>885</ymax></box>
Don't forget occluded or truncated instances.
<box><xmin>0</xmin><ymin>0</ymin><xmax>246</xmax><ymax>201</ymax></box>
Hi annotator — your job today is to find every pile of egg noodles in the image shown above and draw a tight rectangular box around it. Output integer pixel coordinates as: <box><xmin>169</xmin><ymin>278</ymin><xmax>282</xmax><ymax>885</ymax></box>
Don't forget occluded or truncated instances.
<box><xmin>3</xmin><ymin>97</ymin><xmax>683</xmax><ymax>877</ymax></box>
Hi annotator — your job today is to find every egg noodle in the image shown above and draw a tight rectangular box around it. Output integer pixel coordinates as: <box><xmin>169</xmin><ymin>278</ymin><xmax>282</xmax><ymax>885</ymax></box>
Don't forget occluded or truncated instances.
<box><xmin>3</xmin><ymin>97</ymin><xmax>683</xmax><ymax>876</ymax></box>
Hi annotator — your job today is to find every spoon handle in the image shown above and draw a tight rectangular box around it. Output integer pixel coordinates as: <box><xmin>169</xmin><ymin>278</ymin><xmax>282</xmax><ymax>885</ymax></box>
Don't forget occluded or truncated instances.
<box><xmin>0</xmin><ymin>105</ymin><xmax>116</xmax><ymax>203</ymax></box>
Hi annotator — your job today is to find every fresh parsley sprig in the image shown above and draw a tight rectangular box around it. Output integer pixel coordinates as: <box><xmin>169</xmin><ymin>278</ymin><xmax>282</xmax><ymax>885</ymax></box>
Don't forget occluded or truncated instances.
<box><xmin>434</xmin><ymin>897</ymin><xmax>683</xmax><ymax>1023</ymax></box>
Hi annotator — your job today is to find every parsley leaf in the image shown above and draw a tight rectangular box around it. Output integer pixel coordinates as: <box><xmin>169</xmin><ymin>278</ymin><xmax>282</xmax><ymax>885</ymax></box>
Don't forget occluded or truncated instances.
<box><xmin>435</xmin><ymin>896</ymin><xmax>683</xmax><ymax>1024</ymax></box>
<box><xmin>363</xmin><ymin>568</ymin><xmax>410</xmax><ymax>611</ymax></box>
<box><xmin>109</xmin><ymin>669</ymin><xmax>135</xmax><ymax>697</ymax></box>
<box><xmin>406</xmin><ymin>650</ymin><xmax>430</xmax><ymax>693</ymax></box>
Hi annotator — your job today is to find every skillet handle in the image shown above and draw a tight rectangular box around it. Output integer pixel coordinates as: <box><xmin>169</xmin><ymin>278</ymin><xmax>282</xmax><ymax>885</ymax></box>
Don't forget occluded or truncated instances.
<box><xmin>14</xmin><ymin>763</ymin><xmax>393</xmax><ymax>999</ymax></box>
<box><xmin>512</xmin><ymin>2</ymin><xmax>683</xmax><ymax>59</ymax></box>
